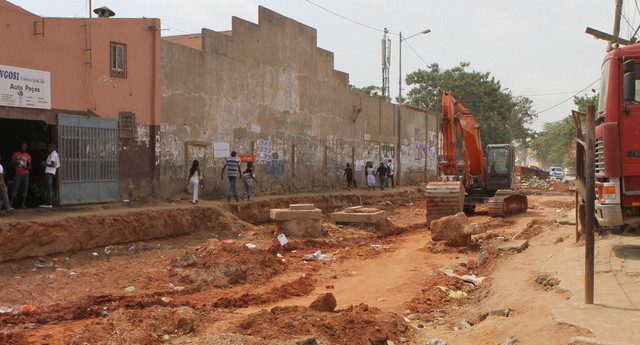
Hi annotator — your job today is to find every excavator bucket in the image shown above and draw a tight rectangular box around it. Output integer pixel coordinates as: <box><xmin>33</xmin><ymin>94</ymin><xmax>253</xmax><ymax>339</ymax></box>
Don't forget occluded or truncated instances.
<box><xmin>425</xmin><ymin>181</ymin><xmax>464</xmax><ymax>225</ymax></box>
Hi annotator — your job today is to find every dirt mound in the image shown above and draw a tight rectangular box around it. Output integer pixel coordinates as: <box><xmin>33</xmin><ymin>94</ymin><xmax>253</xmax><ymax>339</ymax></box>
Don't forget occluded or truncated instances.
<box><xmin>170</xmin><ymin>241</ymin><xmax>287</xmax><ymax>289</ymax></box>
<box><xmin>542</xmin><ymin>199</ymin><xmax>576</xmax><ymax>210</ymax></box>
<box><xmin>404</xmin><ymin>274</ymin><xmax>473</xmax><ymax>313</ymax></box>
<box><xmin>66</xmin><ymin>305</ymin><xmax>197</xmax><ymax>345</ymax></box>
<box><xmin>548</xmin><ymin>182</ymin><xmax>573</xmax><ymax>193</ymax></box>
<box><xmin>211</xmin><ymin>276</ymin><xmax>316</xmax><ymax>309</ymax></box>
<box><xmin>232</xmin><ymin>304</ymin><xmax>412</xmax><ymax>345</ymax></box>
<box><xmin>0</xmin><ymin>332</ymin><xmax>29</xmax><ymax>345</ymax></box>
<box><xmin>515</xmin><ymin>219</ymin><xmax>557</xmax><ymax>240</ymax></box>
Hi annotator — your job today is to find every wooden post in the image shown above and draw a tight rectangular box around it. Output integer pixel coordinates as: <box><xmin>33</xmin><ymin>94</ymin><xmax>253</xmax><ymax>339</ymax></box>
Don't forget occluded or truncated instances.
<box><xmin>584</xmin><ymin>105</ymin><xmax>596</xmax><ymax>304</ymax></box>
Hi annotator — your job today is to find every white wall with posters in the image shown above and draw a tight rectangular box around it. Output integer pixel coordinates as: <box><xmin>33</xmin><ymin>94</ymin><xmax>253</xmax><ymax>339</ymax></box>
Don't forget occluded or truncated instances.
<box><xmin>0</xmin><ymin>64</ymin><xmax>51</xmax><ymax>110</ymax></box>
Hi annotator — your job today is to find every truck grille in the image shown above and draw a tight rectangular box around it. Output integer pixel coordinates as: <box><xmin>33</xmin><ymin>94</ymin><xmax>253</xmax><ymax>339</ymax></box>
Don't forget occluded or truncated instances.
<box><xmin>595</xmin><ymin>138</ymin><xmax>604</xmax><ymax>175</ymax></box>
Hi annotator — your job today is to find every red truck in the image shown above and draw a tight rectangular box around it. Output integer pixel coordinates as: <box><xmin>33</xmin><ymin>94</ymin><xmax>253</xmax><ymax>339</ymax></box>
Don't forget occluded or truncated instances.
<box><xmin>594</xmin><ymin>45</ymin><xmax>640</xmax><ymax>228</ymax></box>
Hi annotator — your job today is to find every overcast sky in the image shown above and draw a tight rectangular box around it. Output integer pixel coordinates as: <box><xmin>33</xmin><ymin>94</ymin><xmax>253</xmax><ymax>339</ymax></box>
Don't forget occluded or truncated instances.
<box><xmin>12</xmin><ymin>0</ymin><xmax>635</xmax><ymax>130</ymax></box>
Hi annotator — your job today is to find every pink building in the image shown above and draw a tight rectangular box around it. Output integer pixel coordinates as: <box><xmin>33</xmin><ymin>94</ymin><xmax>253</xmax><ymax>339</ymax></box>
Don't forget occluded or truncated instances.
<box><xmin>0</xmin><ymin>1</ymin><xmax>161</xmax><ymax>205</ymax></box>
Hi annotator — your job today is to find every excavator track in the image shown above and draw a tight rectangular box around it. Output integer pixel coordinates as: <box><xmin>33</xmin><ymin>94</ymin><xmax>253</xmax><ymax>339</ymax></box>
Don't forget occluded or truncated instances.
<box><xmin>425</xmin><ymin>181</ymin><xmax>464</xmax><ymax>225</ymax></box>
<box><xmin>487</xmin><ymin>191</ymin><xmax>528</xmax><ymax>217</ymax></box>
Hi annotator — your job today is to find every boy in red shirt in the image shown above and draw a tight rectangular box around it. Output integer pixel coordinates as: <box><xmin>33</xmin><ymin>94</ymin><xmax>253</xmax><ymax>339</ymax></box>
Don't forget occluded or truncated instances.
<box><xmin>11</xmin><ymin>143</ymin><xmax>31</xmax><ymax>208</ymax></box>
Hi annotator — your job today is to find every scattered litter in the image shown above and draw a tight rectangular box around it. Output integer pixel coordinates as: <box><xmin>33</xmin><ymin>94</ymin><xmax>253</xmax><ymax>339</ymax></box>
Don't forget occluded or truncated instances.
<box><xmin>277</xmin><ymin>234</ymin><xmax>289</xmax><ymax>246</ymax></box>
<box><xmin>161</xmin><ymin>297</ymin><xmax>172</xmax><ymax>303</ymax></box>
<box><xmin>104</xmin><ymin>246</ymin><xmax>113</xmax><ymax>254</ymax></box>
<box><xmin>454</xmin><ymin>320</ymin><xmax>472</xmax><ymax>330</ymax></box>
<box><xmin>448</xmin><ymin>290</ymin><xmax>468</xmax><ymax>299</ymax></box>
<box><xmin>427</xmin><ymin>339</ymin><xmax>449</xmax><ymax>345</ymax></box>
<box><xmin>245</xmin><ymin>243</ymin><xmax>257</xmax><ymax>249</ymax></box>
<box><xmin>20</xmin><ymin>305</ymin><xmax>36</xmax><ymax>313</ymax></box>
<box><xmin>305</xmin><ymin>250</ymin><xmax>336</xmax><ymax>261</ymax></box>
<box><xmin>222</xmin><ymin>239</ymin><xmax>235</xmax><ymax>244</ymax></box>
<box><xmin>503</xmin><ymin>338</ymin><xmax>519</xmax><ymax>345</ymax></box>
<box><xmin>371</xmin><ymin>244</ymin><xmax>383</xmax><ymax>250</ymax></box>
<box><xmin>128</xmin><ymin>245</ymin><xmax>136</xmax><ymax>251</ymax></box>
<box><xmin>292</xmin><ymin>250</ymin><xmax>298</xmax><ymax>253</ymax></box>
<box><xmin>34</xmin><ymin>261</ymin><xmax>53</xmax><ymax>269</ymax></box>
<box><xmin>123</xmin><ymin>286</ymin><xmax>136</xmax><ymax>293</ymax></box>
<box><xmin>555</xmin><ymin>209</ymin><xmax>562</xmax><ymax>213</ymax></box>
<box><xmin>403</xmin><ymin>317</ymin><xmax>411</xmax><ymax>323</ymax></box>
<box><xmin>440</xmin><ymin>268</ymin><xmax>486</xmax><ymax>286</ymax></box>
<box><xmin>0</xmin><ymin>306</ymin><xmax>14</xmax><ymax>314</ymax></box>
<box><xmin>556</xmin><ymin>220</ymin><xmax>576</xmax><ymax>226</ymax></box>
<box><xmin>91</xmin><ymin>252</ymin><xmax>99</xmax><ymax>257</ymax></box>
<box><xmin>123</xmin><ymin>199</ymin><xmax>130</xmax><ymax>203</ymax></box>
<box><xmin>405</xmin><ymin>202</ymin><xmax>414</xmax><ymax>206</ymax></box>
<box><xmin>172</xmin><ymin>285</ymin><xmax>185</xmax><ymax>291</ymax></box>
<box><xmin>99</xmin><ymin>310</ymin><xmax>109</xmax><ymax>317</ymax></box>
<box><xmin>276</xmin><ymin>253</ymin><xmax>283</xmax><ymax>258</ymax></box>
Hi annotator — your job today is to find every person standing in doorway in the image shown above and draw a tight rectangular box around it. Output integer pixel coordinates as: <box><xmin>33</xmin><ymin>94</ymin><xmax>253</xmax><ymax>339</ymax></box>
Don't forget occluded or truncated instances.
<box><xmin>0</xmin><ymin>154</ymin><xmax>15</xmax><ymax>212</ymax></box>
<box><xmin>189</xmin><ymin>160</ymin><xmax>202</xmax><ymax>204</ymax></box>
<box><xmin>376</xmin><ymin>162</ymin><xmax>388</xmax><ymax>190</ymax></box>
<box><xmin>39</xmin><ymin>144</ymin><xmax>60</xmax><ymax>208</ymax></box>
<box><xmin>220</xmin><ymin>151</ymin><xmax>240</xmax><ymax>202</ymax></box>
<box><xmin>387</xmin><ymin>159</ymin><xmax>395</xmax><ymax>188</ymax></box>
<box><xmin>343</xmin><ymin>163</ymin><xmax>354</xmax><ymax>190</ymax></box>
<box><xmin>11</xmin><ymin>143</ymin><xmax>31</xmax><ymax>208</ymax></box>
<box><xmin>366</xmin><ymin>162</ymin><xmax>375</xmax><ymax>191</ymax></box>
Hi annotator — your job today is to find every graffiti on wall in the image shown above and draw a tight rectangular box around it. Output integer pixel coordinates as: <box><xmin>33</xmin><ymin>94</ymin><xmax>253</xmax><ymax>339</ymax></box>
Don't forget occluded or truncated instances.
<box><xmin>381</xmin><ymin>144</ymin><xmax>395</xmax><ymax>161</ymax></box>
<box><xmin>414</xmin><ymin>140</ymin><xmax>426</xmax><ymax>161</ymax></box>
<box><xmin>256</xmin><ymin>139</ymin><xmax>274</xmax><ymax>162</ymax></box>
<box><xmin>427</xmin><ymin>131</ymin><xmax>437</xmax><ymax>171</ymax></box>
<box><xmin>264</xmin><ymin>152</ymin><xmax>286</xmax><ymax>176</ymax></box>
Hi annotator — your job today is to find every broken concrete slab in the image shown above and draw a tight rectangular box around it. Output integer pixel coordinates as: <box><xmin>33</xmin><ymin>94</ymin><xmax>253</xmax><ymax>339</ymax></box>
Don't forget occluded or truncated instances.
<box><xmin>269</xmin><ymin>208</ymin><xmax>323</xmax><ymax>221</ymax></box>
<box><xmin>289</xmin><ymin>204</ymin><xmax>316</xmax><ymax>211</ymax></box>
<box><xmin>440</xmin><ymin>268</ymin><xmax>486</xmax><ymax>286</ymax></box>
<box><xmin>568</xmin><ymin>337</ymin><xmax>631</xmax><ymax>345</ymax></box>
<box><xmin>329</xmin><ymin>209</ymin><xmax>387</xmax><ymax>223</ymax></box>
<box><xmin>275</xmin><ymin>218</ymin><xmax>326</xmax><ymax>238</ymax></box>
<box><xmin>496</xmin><ymin>240</ymin><xmax>529</xmax><ymax>253</ymax></box>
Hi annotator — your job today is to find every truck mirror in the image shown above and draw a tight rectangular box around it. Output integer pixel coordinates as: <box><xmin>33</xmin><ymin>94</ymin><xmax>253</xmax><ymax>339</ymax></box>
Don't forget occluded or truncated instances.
<box><xmin>624</xmin><ymin>60</ymin><xmax>636</xmax><ymax>102</ymax></box>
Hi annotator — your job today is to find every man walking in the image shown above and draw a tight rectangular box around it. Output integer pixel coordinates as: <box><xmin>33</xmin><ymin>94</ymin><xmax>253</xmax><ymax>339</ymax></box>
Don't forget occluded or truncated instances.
<box><xmin>0</xmin><ymin>154</ymin><xmax>15</xmax><ymax>212</ymax></box>
<box><xmin>11</xmin><ymin>143</ymin><xmax>31</xmax><ymax>208</ymax></box>
<box><xmin>387</xmin><ymin>159</ymin><xmax>395</xmax><ymax>188</ymax></box>
<box><xmin>40</xmin><ymin>144</ymin><xmax>60</xmax><ymax>208</ymax></box>
<box><xmin>221</xmin><ymin>150</ymin><xmax>241</xmax><ymax>202</ymax></box>
<box><xmin>376</xmin><ymin>162</ymin><xmax>388</xmax><ymax>190</ymax></box>
<box><xmin>343</xmin><ymin>163</ymin><xmax>354</xmax><ymax>190</ymax></box>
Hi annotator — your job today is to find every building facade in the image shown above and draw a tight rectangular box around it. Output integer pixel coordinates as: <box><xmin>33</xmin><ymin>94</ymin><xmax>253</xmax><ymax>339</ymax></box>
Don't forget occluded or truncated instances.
<box><xmin>0</xmin><ymin>1</ymin><xmax>160</xmax><ymax>205</ymax></box>
<box><xmin>159</xmin><ymin>7</ymin><xmax>439</xmax><ymax>197</ymax></box>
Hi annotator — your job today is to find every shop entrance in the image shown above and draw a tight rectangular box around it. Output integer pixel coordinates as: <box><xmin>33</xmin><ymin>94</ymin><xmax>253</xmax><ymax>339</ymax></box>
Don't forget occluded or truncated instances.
<box><xmin>0</xmin><ymin>118</ymin><xmax>55</xmax><ymax>208</ymax></box>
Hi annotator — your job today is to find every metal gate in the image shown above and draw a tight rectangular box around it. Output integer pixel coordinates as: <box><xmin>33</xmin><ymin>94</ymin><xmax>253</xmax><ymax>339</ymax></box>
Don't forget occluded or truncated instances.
<box><xmin>57</xmin><ymin>114</ymin><xmax>119</xmax><ymax>205</ymax></box>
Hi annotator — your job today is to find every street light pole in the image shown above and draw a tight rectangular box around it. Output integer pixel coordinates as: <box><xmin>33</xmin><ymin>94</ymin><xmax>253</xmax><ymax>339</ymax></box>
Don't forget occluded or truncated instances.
<box><xmin>396</xmin><ymin>29</ymin><xmax>430</xmax><ymax>186</ymax></box>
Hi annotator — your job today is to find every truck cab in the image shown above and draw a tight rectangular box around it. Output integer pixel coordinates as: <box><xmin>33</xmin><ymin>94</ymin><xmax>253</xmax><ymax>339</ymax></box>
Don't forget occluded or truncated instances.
<box><xmin>594</xmin><ymin>45</ymin><xmax>640</xmax><ymax>227</ymax></box>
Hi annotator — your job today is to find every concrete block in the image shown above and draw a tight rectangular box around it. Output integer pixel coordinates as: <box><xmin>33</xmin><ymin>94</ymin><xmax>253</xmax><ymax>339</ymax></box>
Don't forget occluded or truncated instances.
<box><xmin>568</xmin><ymin>337</ymin><xmax>631</xmax><ymax>345</ymax></box>
<box><xmin>289</xmin><ymin>204</ymin><xmax>316</xmax><ymax>210</ymax></box>
<box><xmin>275</xmin><ymin>218</ymin><xmax>325</xmax><ymax>237</ymax></box>
<box><xmin>496</xmin><ymin>240</ymin><xmax>529</xmax><ymax>253</ymax></box>
<box><xmin>329</xmin><ymin>210</ymin><xmax>387</xmax><ymax>223</ymax></box>
<box><xmin>270</xmin><ymin>208</ymin><xmax>323</xmax><ymax>221</ymax></box>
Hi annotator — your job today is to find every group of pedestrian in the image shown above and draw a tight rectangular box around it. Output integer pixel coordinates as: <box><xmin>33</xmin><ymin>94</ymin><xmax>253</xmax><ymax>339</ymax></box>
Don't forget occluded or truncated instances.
<box><xmin>0</xmin><ymin>142</ymin><xmax>60</xmax><ymax>213</ymax></box>
<box><xmin>188</xmin><ymin>151</ymin><xmax>259</xmax><ymax>205</ymax></box>
<box><xmin>347</xmin><ymin>159</ymin><xmax>395</xmax><ymax>191</ymax></box>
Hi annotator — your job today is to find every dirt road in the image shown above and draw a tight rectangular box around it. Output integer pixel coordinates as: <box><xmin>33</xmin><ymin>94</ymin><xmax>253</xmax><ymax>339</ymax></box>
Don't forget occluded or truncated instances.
<box><xmin>0</xmin><ymin>187</ymin><xmax>637</xmax><ymax>344</ymax></box>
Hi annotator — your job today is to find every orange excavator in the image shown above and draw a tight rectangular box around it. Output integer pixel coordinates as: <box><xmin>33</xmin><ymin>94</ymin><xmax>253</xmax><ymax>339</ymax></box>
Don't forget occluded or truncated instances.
<box><xmin>425</xmin><ymin>91</ymin><xmax>528</xmax><ymax>223</ymax></box>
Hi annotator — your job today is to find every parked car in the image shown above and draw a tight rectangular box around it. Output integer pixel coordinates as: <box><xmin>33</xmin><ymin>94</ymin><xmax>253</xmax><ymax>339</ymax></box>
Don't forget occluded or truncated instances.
<box><xmin>548</xmin><ymin>166</ymin><xmax>565</xmax><ymax>180</ymax></box>
<box><xmin>562</xmin><ymin>167</ymin><xmax>576</xmax><ymax>183</ymax></box>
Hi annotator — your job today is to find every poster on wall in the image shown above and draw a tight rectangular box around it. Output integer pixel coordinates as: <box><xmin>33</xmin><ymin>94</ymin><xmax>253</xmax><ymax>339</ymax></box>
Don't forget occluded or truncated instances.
<box><xmin>213</xmin><ymin>142</ymin><xmax>230</xmax><ymax>158</ymax></box>
<box><xmin>0</xmin><ymin>64</ymin><xmax>51</xmax><ymax>109</ymax></box>
<box><xmin>427</xmin><ymin>131</ymin><xmax>437</xmax><ymax>171</ymax></box>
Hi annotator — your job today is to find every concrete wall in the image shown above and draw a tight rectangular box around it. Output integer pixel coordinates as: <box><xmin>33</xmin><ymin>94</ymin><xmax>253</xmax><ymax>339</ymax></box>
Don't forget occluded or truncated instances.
<box><xmin>159</xmin><ymin>6</ymin><xmax>439</xmax><ymax>197</ymax></box>
<box><xmin>0</xmin><ymin>0</ymin><xmax>161</xmax><ymax>196</ymax></box>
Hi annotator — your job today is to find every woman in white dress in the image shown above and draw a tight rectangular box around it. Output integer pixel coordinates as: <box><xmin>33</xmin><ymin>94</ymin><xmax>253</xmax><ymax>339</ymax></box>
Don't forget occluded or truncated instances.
<box><xmin>188</xmin><ymin>160</ymin><xmax>202</xmax><ymax>204</ymax></box>
<box><xmin>366</xmin><ymin>162</ymin><xmax>375</xmax><ymax>191</ymax></box>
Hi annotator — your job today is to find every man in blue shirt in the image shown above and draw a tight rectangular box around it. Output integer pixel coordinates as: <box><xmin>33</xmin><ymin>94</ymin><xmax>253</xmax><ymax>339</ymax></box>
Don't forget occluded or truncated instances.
<box><xmin>221</xmin><ymin>151</ymin><xmax>241</xmax><ymax>202</ymax></box>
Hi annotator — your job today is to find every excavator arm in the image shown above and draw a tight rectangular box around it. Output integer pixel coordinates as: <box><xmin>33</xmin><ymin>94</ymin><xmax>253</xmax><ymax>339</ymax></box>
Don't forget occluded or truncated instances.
<box><xmin>439</xmin><ymin>91</ymin><xmax>486</xmax><ymax>190</ymax></box>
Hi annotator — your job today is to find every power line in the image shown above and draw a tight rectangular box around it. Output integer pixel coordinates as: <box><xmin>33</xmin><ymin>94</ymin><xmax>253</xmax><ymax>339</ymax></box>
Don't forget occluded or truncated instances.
<box><xmin>73</xmin><ymin>0</ymin><xmax>89</xmax><ymax>18</ymax></box>
<box><xmin>535</xmin><ymin>78</ymin><xmax>601</xmax><ymax>115</ymax></box>
<box><xmin>525</xmin><ymin>90</ymin><xmax>582</xmax><ymax>97</ymax></box>
<box><xmin>162</xmin><ymin>23</ymin><xmax>191</xmax><ymax>34</ymax></box>
<box><xmin>405</xmin><ymin>41</ymin><xmax>430</xmax><ymax>67</ymax></box>
<box><xmin>302</xmin><ymin>0</ymin><xmax>391</xmax><ymax>34</ymax></box>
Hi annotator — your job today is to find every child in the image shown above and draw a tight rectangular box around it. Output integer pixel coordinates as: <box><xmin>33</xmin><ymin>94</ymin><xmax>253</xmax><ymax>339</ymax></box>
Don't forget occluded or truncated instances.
<box><xmin>188</xmin><ymin>160</ymin><xmax>202</xmax><ymax>204</ymax></box>
<box><xmin>242</xmin><ymin>163</ymin><xmax>258</xmax><ymax>201</ymax></box>
<box><xmin>366</xmin><ymin>162</ymin><xmax>375</xmax><ymax>191</ymax></box>
<box><xmin>343</xmin><ymin>163</ymin><xmax>354</xmax><ymax>190</ymax></box>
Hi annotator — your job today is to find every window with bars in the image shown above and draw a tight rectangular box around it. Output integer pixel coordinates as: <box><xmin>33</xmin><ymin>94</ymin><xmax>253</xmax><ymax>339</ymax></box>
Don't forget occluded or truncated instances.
<box><xmin>110</xmin><ymin>42</ymin><xmax>127</xmax><ymax>78</ymax></box>
<box><xmin>118</xmin><ymin>112</ymin><xmax>136</xmax><ymax>139</ymax></box>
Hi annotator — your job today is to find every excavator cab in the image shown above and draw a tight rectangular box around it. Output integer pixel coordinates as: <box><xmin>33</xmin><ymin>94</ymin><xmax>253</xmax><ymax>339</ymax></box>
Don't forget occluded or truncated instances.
<box><xmin>485</xmin><ymin>144</ymin><xmax>516</xmax><ymax>191</ymax></box>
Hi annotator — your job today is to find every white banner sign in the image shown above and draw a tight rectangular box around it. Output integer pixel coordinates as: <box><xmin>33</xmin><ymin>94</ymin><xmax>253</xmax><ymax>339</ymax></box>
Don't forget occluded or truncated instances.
<box><xmin>0</xmin><ymin>64</ymin><xmax>51</xmax><ymax>109</ymax></box>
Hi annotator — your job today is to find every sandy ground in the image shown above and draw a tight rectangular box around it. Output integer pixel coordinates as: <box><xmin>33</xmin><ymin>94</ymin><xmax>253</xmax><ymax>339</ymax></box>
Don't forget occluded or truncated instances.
<box><xmin>0</xmin><ymin>185</ymin><xmax>638</xmax><ymax>345</ymax></box>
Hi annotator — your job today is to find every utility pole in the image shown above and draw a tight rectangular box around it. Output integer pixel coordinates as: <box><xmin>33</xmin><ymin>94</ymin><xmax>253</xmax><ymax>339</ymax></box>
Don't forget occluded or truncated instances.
<box><xmin>609</xmin><ymin>0</ymin><xmax>623</xmax><ymax>50</ymax></box>
<box><xmin>584</xmin><ymin>105</ymin><xmax>596</xmax><ymax>304</ymax></box>
<box><xmin>397</xmin><ymin>31</ymin><xmax>403</xmax><ymax>186</ymax></box>
<box><xmin>397</xmin><ymin>29</ymin><xmax>430</xmax><ymax>186</ymax></box>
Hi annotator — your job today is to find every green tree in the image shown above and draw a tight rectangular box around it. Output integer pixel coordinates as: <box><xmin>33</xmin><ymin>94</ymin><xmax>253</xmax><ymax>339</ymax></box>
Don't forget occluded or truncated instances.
<box><xmin>349</xmin><ymin>84</ymin><xmax>388</xmax><ymax>100</ymax></box>
<box><xmin>405</xmin><ymin>62</ymin><xmax>536</xmax><ymax>145</ymax></box>
<box><xmin>530</xmin><ymin>93</ymin><xmax>598</xmax><ymax>167</ymax></box>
